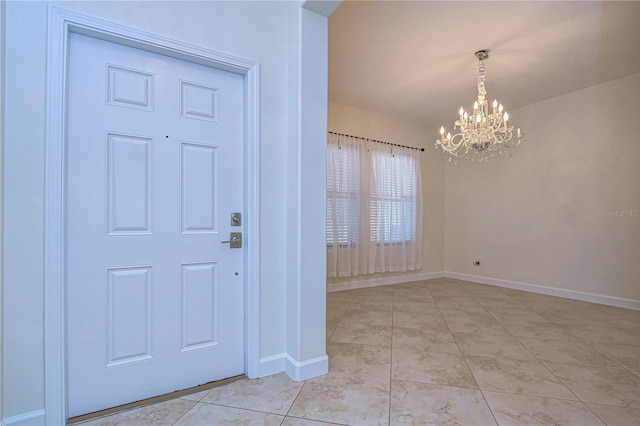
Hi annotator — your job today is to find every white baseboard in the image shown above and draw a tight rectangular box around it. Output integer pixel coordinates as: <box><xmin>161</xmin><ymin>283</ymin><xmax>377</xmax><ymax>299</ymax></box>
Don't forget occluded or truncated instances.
<box><xmin>325</xmin><ymin>269</ymin><xmax>639</xmax><ymax>310</ymax></box>
<box><xmin>1</xmin><ymin>410</ymin><xmax>46</xmax><ymax>426</ymax></box>
<box><xmin>285</xmin><ymin>354</ymin><xmax>329</xmax><ymax>382</ymax></box>
<box><xmin>258</xmin><ymin>353</ymin><xmax>286</xmax><ymax>377</ymax></box>
<box><xmin>445</xmin><ymin>271</ymin><xmax>640</xmax><ymax>311</ymax></box>
<box><xmin>327</xmin><ymin>271</ymin><xmax>444</xmax><ymax>292</ymax></box>
<box><xmin>259</xmin><ymin>352</ymin><xmax>329</xmax><ymax>382</ymax></box>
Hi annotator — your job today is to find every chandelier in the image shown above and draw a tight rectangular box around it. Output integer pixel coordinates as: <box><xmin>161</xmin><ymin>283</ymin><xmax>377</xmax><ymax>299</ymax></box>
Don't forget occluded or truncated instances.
<box><xmin>435</xmin><ymin>50</ymin><xmax>526</xmax><ymax>162</ymax></box>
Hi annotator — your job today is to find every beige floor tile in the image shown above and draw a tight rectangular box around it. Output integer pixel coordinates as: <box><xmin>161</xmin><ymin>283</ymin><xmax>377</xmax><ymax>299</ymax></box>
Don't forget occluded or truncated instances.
<box><xmin>539</xmin><ymin>310</ymin><xmax>620</xmax><ymax>327</ymax></box>
<box><xmin>339</xmin><ymin>308</ymin><xmax>392</xmax><ymax>327</ymax></box>
<box><xmin>586</xmin><ymin>403</ymin><xmax>640</xmax><ymax>425</ymax></box>
<box><xmin>483</xmin><ymin>391</ymin><xmax>604</xmax><ymax>425</ymax></box>
<box><xmin>443</xmin><ymin>314</ymin><xmax>511</xmax><ymax>336</ymax></box>
<box><xmin>435</xmin><ymin>298</ymin><xmax>486</xmax><ymax>312</ymax></box>
<box><xmin>326</xmin><ymin>305</ymin><xmax>348</xmax><ymax>325</ymax></box>
<box><xmin>201</xmin><ymin>372</ymin><xmax>303</xmax><ymax>415</ymax></box>
<box><xmin>79</xmin><ymin>399</ymin><xmax>196</xmax><ymax>425</ymax></box>
<box><xmin>326</xmin><ymin>307</ymin><xmax>347</xmax><ymax>341</ymax></box>
<box><xmin>289</xmin><ymin>382</ymin><xmax>390</xmax><ymax>425</ymax></box>
<box><xmin>545</xmin><ymin>363</ymin><xmax>640</xmax><ymax>408</ymax></box>
<box><xmin>391</xmin><ymin>347</ymin><xmax>478</xmax><ymax>389</ymax></box>
<box><xmin>467</xmin><ymin>293</ymin><xmax>515</xmax><ymax>302</ymax></box>
<box><xmin>432</xmin><ymin>294</ymin><xmax>481</xmax><ymax>303</ymax></box>
<box><xmin>354</xmin><ymin>284</ymin><xmax>394</xmax><ymax>294</ymax></box>
<box><xmin>282</xmin><ymin>416</ymin><xmax>344</xmax><ymax>425</ymax></box>
<box><xmin>307</xmin><ymin>342</ymin><xmax>390</xmax><ymax>390</ymax></box>
<box><xmin>393</xmin><ymin>283</ymin><xmax>433</xmax><ymax>292</ymax></box>
<box><xmin>441</xmin><ymin>310</ymin><xmax>502</xmax><ymax>324</ymax></box>
<box><xmin>487</xmin><ymin>308</ymin><xmax>550</xmax><ymax>324</ymax></box>
<box><xmin>392</xmin><ymin>300</ymin><xmax>439</xmax><ymax>314</ymax></box>
<box><xmin>590</xmin><ymin>343</ymin><xmax>640</xmax><ymax>374</ymax></box>
<box><xmin>518</xmin><ymin>338</ymin><xmax>620</xmax><ymax>368</ymax></box>
<box><xmin>326</xmin><ymin>326</ymin><xmax>339</xmax><ymax>343</ymax></box>
<box><xmin>88</xmin><ymin>280</ymin><xmax>640</xmax><ymax>425</ymax></box>
<box><xmin>395</xmin><ymin>293</ymin><xmax>434</xmax><ymax>302</ymax></box>
<box><xmin>616</xmin><ymin>327</ymin><xmax>640</xmax><ymax>339</ymax></box>
<box><xmin>427</xmin><ymin>282</ymin><xmax>467</xmax><ymax>291</ymax></box>
<box><xmin>429</xmin><ymin>291</ymin><xmax>471</xmax><ymax>300</ymax></box>
<box><xmin>392</xmin><ymin>327</ymin><xmax>461</xmax><ymax>354</ymax></box>
<box><xmin>349</xmin><ymin>299</ymin><xmax>394</xmax><ymax>312</ymax></box>
<box><xmin>503</xmin><ymin>321</ymin><xmax>580</xmax><ymax>341</ymax></box>
<box><xmin>179</xmin><ymin>389</ymin><xmax>209</xmax><ymax>402</ymax></box>
<box><xmin>351</xmin><ymin>293</ymin><xmax>393</xmax><ymax>305</ymax></box>
<box><xmin>453</xmin><ymin>332</ymin><xmax>536</xmax><ymax>361</ymax></box>
<box><xmin>392</xmin><ymin>311</ymin><xmax>449</xmax><ymax>331</ymax></box>
<box><xmin>587</xmin><ymin>308</ymin><xmax>639</xmax><ymax>328</ymax></box>
<box><xmin>329</xmin><ymin>324</ymin><xmax>392</xmax><ymax>347</ymax></box>
<box><xmin>389</xmin><ymin>380</ymin><xmax>496</xmax><ymax>425</ymax></box>
<box><xmin>394</xmin><ymin>287</ymin><xmax>436</xmax><ymax>297</ymax></box>
<box><xmin>473</xmin><ymin>297</ymin><xmax>524</xmax><ymax>310</ymax></box>
<box><xmin>466</xmin><ymin>356</ymin><xmax>577</xmax><ymax>400</ymax></box>
<box><xmin>326</xmin><ymin>291</ymin><xmax>355</xmax><ymax>305</ymax></box>
<box><xmin>174</xmin><ymin>402</ymin><xmax>284</xmax><ymax>425</ymax></box>
<box><xmin>562</xmin><ymin>325</ymin><xmax>640</xmax><ymax>346</ymax></box>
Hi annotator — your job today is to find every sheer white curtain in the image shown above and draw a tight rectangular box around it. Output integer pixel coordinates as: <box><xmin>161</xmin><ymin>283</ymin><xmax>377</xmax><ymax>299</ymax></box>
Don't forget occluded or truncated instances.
<box><xmin>326</xmin><ymin>133</ymin><xmax>423</xmax><ymax>278</ymax></box>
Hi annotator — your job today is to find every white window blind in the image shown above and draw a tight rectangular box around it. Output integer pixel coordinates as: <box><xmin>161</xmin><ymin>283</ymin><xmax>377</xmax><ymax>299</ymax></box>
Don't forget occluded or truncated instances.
<box><xmin>326</xmin><ymin>132</ymin><xmax>423</xmax><ymax>278</ymax></box>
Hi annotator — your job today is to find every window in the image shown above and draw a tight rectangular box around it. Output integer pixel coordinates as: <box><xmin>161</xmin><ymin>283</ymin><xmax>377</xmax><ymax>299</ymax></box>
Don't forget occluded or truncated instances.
<box><xmin>370</xmin><ymin>151</ymin><xmax>419</xmax><ymax>244</ymax></box>
<box><xmin>326</xmin><ymin>144</ymin><xmax>358</xmax><ymax>246</ymax></box>
<box><xmin>326</xmin><ymin>133</ymin><xmax>423</xmax><ymax>277</ymax></box>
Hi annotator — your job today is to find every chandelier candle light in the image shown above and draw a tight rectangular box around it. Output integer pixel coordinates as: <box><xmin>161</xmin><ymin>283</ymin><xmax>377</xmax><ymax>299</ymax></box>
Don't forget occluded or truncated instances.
<box><xmin>436</xmin><ymin>50</ymin><xmax>525</xmax><ymax>162</ymax></box>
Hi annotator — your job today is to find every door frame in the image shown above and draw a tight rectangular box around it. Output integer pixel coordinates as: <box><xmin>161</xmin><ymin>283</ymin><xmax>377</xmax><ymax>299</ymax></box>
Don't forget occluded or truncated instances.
<box><xmin>44</xmin><ymin>6</ymin><xmax>260</xmax><ymax>423</ymax></box>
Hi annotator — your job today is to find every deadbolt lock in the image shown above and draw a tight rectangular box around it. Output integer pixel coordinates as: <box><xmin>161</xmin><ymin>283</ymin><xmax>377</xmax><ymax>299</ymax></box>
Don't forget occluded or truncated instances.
<box><xmin>231</xmin><ymin>212</ymin><xmax>241</xmax><ymax>226</ymax></box>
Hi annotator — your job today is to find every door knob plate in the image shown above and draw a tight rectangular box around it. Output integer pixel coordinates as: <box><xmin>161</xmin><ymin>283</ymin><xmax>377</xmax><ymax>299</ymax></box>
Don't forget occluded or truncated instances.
<box><xmin>221</xmin><ymin>232</ymin><xmax>242</xmax><ymax>248</ymax></box>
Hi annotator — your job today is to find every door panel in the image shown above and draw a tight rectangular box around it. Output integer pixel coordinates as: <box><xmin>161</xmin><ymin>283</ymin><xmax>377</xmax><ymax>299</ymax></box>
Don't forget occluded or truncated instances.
<box><xmin>181</xmin><ymin>142</ymin><xmax>218</xmax><ymax>234</ymax></box>
<box><xmin>67</xmin><ymin>33</ymin><xmax>245</xmax><ymax>417</ymax></box>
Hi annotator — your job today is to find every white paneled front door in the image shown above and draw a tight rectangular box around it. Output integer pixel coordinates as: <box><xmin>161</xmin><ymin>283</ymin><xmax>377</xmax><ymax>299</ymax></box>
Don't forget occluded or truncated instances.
<box><xmin>66</xmin><ymin>33</ymin><xmax>245</xmax><ymax>417</ymax></box>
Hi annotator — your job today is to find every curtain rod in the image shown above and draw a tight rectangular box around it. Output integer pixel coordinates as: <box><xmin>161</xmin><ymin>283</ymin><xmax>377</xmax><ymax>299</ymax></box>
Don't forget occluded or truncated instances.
<box><xmin>328</xmin><ymin>131</ymin><xmax>425</xmax><ymax>152</ymax></box>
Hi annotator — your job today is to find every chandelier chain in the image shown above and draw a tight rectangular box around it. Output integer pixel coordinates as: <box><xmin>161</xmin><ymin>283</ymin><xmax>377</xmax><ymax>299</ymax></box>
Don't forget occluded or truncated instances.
<box><xmin>477</xmin><ymin>60</ymin><xmax>486</xmax><ymax>100</ymax></box>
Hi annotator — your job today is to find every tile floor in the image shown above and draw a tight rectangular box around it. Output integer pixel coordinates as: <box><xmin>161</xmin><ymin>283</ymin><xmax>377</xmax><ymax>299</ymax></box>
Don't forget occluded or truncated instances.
<box><xmin>79</xmin><ymin>278</ymin><xmax>639</xmax><ymax>425</ymax></box>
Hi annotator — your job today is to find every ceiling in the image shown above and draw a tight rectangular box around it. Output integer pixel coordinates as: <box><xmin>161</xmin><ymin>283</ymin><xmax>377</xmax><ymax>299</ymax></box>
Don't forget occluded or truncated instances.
<box><xmin>328</xmin><ymin>1</ymin><xmax>640</xmax><ymax>131</ymax></box>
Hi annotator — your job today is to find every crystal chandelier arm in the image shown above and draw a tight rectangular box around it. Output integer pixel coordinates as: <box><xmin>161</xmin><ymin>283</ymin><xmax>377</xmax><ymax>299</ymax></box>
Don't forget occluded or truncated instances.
<box><xmin>436</xmin><ymin>131</ymin><xmax>469</xmax><ymax>156</ymax></box>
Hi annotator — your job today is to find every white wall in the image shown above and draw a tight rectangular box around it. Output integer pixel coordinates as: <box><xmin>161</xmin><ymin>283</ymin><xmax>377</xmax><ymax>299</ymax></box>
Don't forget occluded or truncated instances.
<box><xmin>327</xmin><ymin>102</ymin><xmax>445</xmax><ymax>291</ymax></box>
<box><xmin>285</xmin><ymin>5</ymin><xmax>329</xmax><ymax>377</ymax></box>
<box><xmin>445</xmin><ymin>73</ymin><xmax>640</xmax><ymax>302</ymax></box>
<box><xmin>0</xmin><ymin>0</ymin><xmax>5</xmax><ymax>422</ymax></box>
<box><xmin>2</xmin><ymin>0</ymin><xmax>329</xmax><ymax>421</ymax></box>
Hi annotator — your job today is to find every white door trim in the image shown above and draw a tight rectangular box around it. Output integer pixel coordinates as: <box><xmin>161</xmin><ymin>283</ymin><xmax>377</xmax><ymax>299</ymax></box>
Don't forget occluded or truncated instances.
<box><xmin>44</xmin><ymin>6</ymin><xmax>260</xmax><ymax>424</ymax></box>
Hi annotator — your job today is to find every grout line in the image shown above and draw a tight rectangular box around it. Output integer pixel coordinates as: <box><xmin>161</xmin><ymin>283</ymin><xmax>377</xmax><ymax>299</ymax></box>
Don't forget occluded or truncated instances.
<box><xmin>68</xmin><ymin>375</ymin><xmax>245</xmax><ymax>424</ymax></box>
<box><xmin>388</xmin><ymin>284</ymin><xmax>395</xmax><ymax>426</ymax></box>
<box><xmin>468</xmin><ymin>292</ymin><xmax>588</xmax><ymax>406</ymax></box>
<box><xmin>170</xmin><ymin>400</ymin><xmax>198</xmax><ymax>426</ymax></box>
<box><xmin>196</xmin><ymin>400</ymin><xmax>289</xmax><ymax>418</ymax></box>
<box><xmin>282</xmin><ymin>377</ymin><xmax>306</xmax><ymax>421</ymax></box>
<box><xmin>430</xmin><ymin>283</ymin><xmax>500</xmax><ymax>425</ymax></box>
<box><xmin>583</xmin><ymin>404</ymin><xmax>609</xmax><ymax>426</ymax></box>
<box><xmin>478</xmin><ymin>387</ymin><xmax>592</xmax><ymax>403</ymax></box>
<box><xmin>434</xmin><ymin>286</ymin><xmax>484</xmax><ymax>393</ymax></box>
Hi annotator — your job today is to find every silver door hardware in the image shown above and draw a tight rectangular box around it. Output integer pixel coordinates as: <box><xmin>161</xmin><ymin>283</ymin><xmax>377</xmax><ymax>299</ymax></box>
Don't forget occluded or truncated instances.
<box><xmin>221</xmin><ymin>232</ymin><xmax>242</xmax><ymax>249</ymax></box>
<box><xmin>231</xmin><ymin>212</ymin><xmax>241</xmax><ymax>226</ymax></box>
